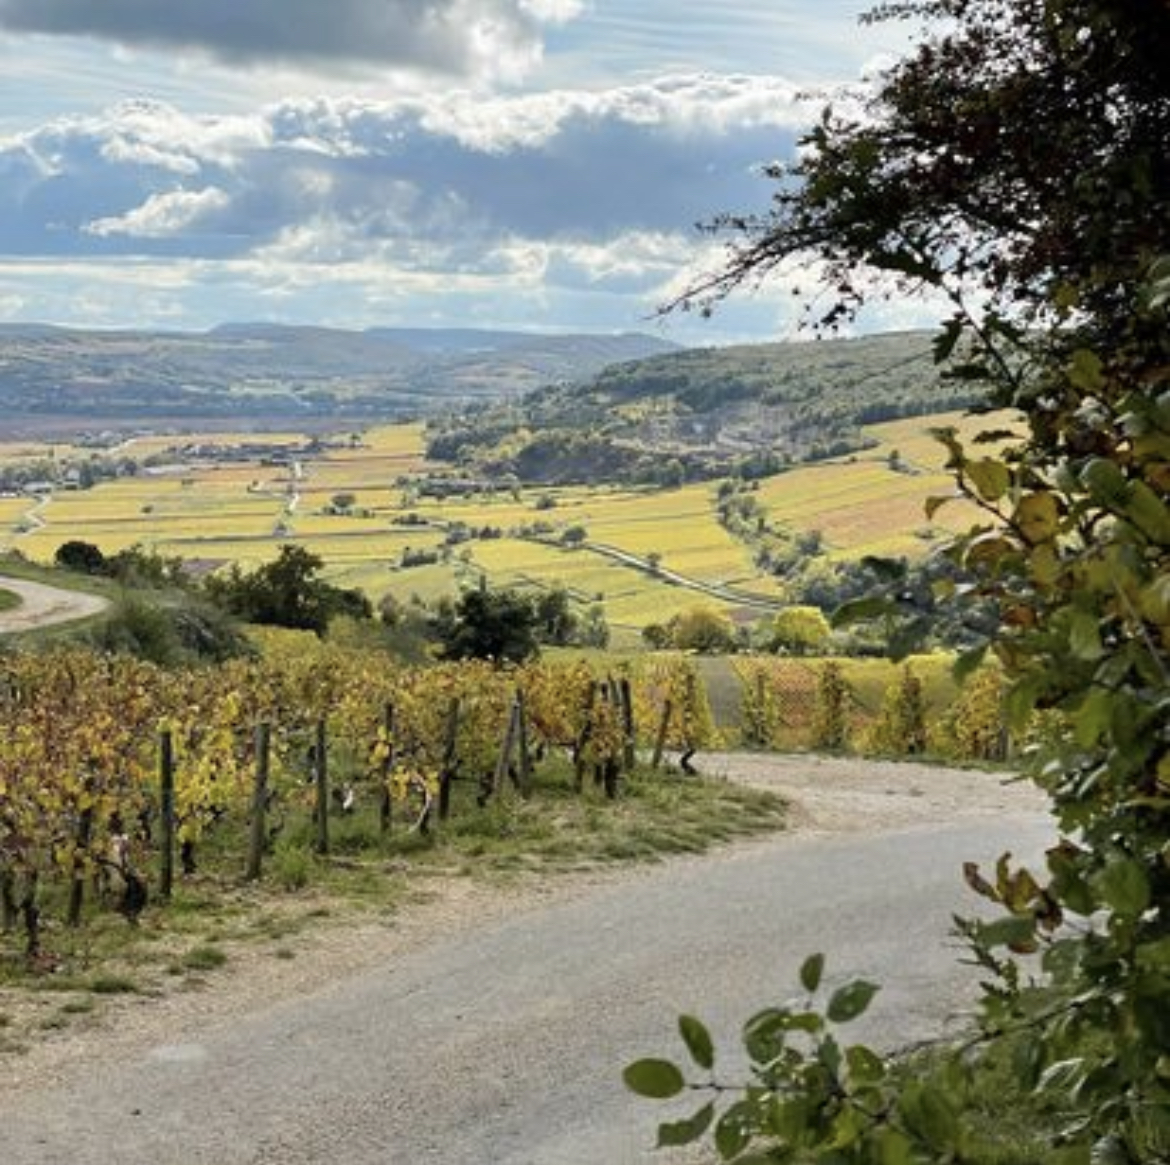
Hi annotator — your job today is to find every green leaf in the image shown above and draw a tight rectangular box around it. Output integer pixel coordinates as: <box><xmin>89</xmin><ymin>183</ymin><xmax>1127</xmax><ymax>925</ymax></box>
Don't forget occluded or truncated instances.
<box><xmin>831</xmin><ymin>596</ymin><xmax>896</xmax><ymax>627</ymax></box>
<box><xmin>976</xmin><ymin>914</ymin><xmax>1038</xmax><ymax>951</ymax></box>
<box><xmin>655</xmin><ymin>1101</ymin><xmax>715</xmax><ymax>1148</ymax></box>
<box><xmin>1073</xmin><ymin>689</ymin><xmax>1113</xmax><ymax>747</ymax></box>
<box><xmin>1094</xmin><ymin>855</ymin><xmax>1150</xmax><ymax>919</ymax></box>
<box><xmin>714</xmin><ymin>1100</ymin><xmax>754</xmax><ymax>1159</ymax></box>
<box><xmin>1038</xmin><ymin>1057</ymin><xmax>1087</xmax><ymax>1093</ymax></box>
<box><xmin>743</xmin><ymin>1009</ymin><xmax>788</xmax><ymax>1065</ymax></box>
<box><xmin>800</xmin><ymin>952</ymin><xmax>825</xmax><ymax>994</ymax></box>
<box><xmin>925</xmin><ymin>493</ymin><xmax>956</xmax><ymax>520</ymax></box>
<box><xmin>770</xmin><ymin>1096</ymin><xmax>814</xmax><ymax>1143</ymax></box>
<box><xmin>678</xmin><ymin>1014</ymin><xmax>715</xmax><ymax>1072</ymax></box>
<box><xmin>1122</xmin><ymin>480</ymin><xmax>1170</xmax><ymax>542</ymax></box>
<box><xmin>623</xmin><ymin>1058</ymin><xmax>686</xmax><ymax>1099</ymax></box>
<box><xmin>743</xmin><ymin>1007</ymin><xmax>823</xmax><ymax>1063</ymax></box>
<box><xmin>826</xmin><ymin>980</ymin><xmax>880</xmax><ymax>1024</ymax></box>
<box><xmin>965</xmin><ymin>457</ymin><xmax>1011</xmax><ymax>502</ymax></box>
<box><xmin>1005</xmin><ymin>674</ymin><xmax>1048</xmax><ymax>731</ymax></box>
<box><xmin>953</xmin><ymin>644</ymin><xmax>988</xmax><ymax>684</ymax></box>
<box><xmin>846</xmin><ymin>1044</ymin><xmax>886</xmax><ymax>1084</ymax></box>
<box><xmin>1068</xmin><ymin>611</ymin><xmax>1105</xmax><ymax>662</ymax></box>
<box><xmin>1135</xmin><ymin>936</ymin><xmax>1170</xmax><ymax>973</ymax></box>
<box><xmin>873</xmin><ymin>1127</ymin><xmax>916</xmax><ymax>1165</ymax></box>
<box><xmin>1068</xmin><ymin>348</ymin><xmax>1105</xmax><ymax>391</ymax></box>
<box><xmin>1080</xmin><ymin>458</ymin><xmax>1130</xmax><ymax>507</ymax></box>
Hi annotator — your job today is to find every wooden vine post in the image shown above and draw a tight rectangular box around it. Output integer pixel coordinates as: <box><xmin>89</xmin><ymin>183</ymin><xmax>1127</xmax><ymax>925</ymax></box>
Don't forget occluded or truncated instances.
<box><xmin>158</xmin><ymin>726</ymin><xmax>176</xmax><ymax>900</ymax></box>
<box><xmin>245</xmin><ymin>722</ymin><xmax>271</xmax><ymax>881</ymax></box>
<box><xmin>598</xmin><ymin>680</ymin><xmax>620</xmax><ymax>801</ymax></box>
<box><xmin>620</xmin><ymin>677</ymin><xmax>636</xmax><ymax>772</ymax></box>
<box><xmin>379</xmin><ymin>702</ymin><xmax>395</xmax><ymax>836</ymax></box>
<box><xmin>515</xmin><ymin>689</ymin><xmax>533</xmax><ymax>796</ymax></box>
<box><xmin>486</xmin><ymin>698</ymin><xmax>522</xmax><ymax>806</ymax></box>
<box><xmin>437</xmin><ymin>697</ymin><xmax>461</xmax><ymax>824</ymax></box>
<box><xmin>66</xmin><ymin>788</ymin><xmax>94</xmax><ymax>927</ymax></box>
<box><xmin>0</xmin><ymin>870</ymin><xmax>16</xmax><ymax>933</ymax></box>
<box><xmin>313</xmin><ymin>718</ymin><xmax>330</xmax><ymax>856</ymax></box>
<box><xmin>573</xmin><ymin>680</ymin><xmax>598</xmax><ymax>793</ymax></box>
<box><xmin>651</xmin><ymin>699</ymin><xmax>673</xmax><ymax>770</ymax></box>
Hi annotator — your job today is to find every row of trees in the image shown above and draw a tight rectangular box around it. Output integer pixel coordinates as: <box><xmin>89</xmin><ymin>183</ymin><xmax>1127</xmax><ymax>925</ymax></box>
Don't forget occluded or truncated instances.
<box><xmin>51</xmin><ymin>539</ymin><xmax>610</xmax><ymax>664</ymax></box>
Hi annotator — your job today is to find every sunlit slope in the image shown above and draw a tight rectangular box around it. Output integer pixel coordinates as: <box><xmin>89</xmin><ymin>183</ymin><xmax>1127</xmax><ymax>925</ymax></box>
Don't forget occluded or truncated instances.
<box><xmin>756</xmin><ymin>411</ymin><xmax>1008</xmax><ymax>560</ymax></box>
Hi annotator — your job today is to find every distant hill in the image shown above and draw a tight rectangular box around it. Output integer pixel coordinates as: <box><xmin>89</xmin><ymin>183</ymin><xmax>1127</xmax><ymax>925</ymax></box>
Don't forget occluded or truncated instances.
<box><xmin>0</xmin><ymin>323</ymin><xmax>680</xmax><ymax>433</ymax></box>
<box><xmin>426</xmin><ymin>330</ymin><xmax>984</xmax><ymax>484</ymax></box>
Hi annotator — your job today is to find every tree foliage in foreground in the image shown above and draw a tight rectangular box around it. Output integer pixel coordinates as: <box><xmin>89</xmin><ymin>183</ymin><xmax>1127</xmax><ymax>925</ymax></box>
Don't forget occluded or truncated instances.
<box><xmin>629</xmin><ymin>0</ymin><xmax>1170</xmax><ymax>1159</ymax></box>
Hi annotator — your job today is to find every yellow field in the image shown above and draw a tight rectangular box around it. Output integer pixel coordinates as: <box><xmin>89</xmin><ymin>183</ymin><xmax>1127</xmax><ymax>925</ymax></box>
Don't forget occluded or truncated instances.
<box><xmin>0</xmin><ymin>411</ymin><xmax>1013</xmax><ymax>631</ymax></box>
<box><xmin>0</xmin><ymin>496</ymin><xmax>32</xmax><ymax>523</ymax></box>
<box><xmin>755</xmin><ymin>411</ymin><xmax>1010</xmax><ymax>559</ymax></box>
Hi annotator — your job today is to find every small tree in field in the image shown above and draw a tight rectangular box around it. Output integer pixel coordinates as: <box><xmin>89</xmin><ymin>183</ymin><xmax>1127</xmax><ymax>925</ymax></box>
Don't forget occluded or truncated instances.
<box><xmin>432</xmin><ymin>586</ymin><xmax>539</xmax><ymax>664</ymax></box>
<box><xmin>767</xmin><ymin>605</ymin><xmax>831</xmax><ymax>655</ymax></box>
<box><xmin>670</xmin><ymin>606</ymin><xmax>736</xmax><ymax>653</ymax></box>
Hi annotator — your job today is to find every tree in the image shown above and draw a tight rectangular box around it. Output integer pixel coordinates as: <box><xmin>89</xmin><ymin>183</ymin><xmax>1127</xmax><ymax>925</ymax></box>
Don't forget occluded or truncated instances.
<box><xmin>630</xmin><ymin>1</ymin><xmax>1170</xmax><ymax>1159</ymax></box>
<box><xmin>767</xmin><ymin>605</ymin><xmax>831</xmax><ymax>655</ymax></box>
<box><xmin>669</xmin><ymin>606</ymin><xmax>736</xmax><ymax>653</ymax></box>
<box><xmin>532</xmin><ymin>586</ymin><xmax>578</xmax><ymax>646</ymax></box>
<box><xmin>578</xmin><ymin>604</ymin><xmax>610</xmax><ymax>648</ymax></box>
<box><xmin>55</xmin><ymin>540</ymin><xmax>107</xmax><ymax>575</ymax></box>
<box><xmin>432</xmin><ymin>586</ymin><xmax>540</xmax><ymax>663</ymax></box>
<box><xmin>204</xmin><ymin>544</ymin><xmax>372</xmax><ymax>635</ymax></box>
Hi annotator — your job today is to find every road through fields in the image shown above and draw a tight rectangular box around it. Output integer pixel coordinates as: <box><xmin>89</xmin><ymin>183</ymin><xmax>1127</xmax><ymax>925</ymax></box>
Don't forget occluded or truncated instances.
<box><xmin>0</xmin><ymin>757</ymin><xmax>1052</xmax><ymax>1165</ymax></box>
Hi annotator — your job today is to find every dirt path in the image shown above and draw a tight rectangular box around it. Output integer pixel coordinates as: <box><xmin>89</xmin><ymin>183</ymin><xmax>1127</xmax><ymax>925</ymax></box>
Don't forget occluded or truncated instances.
<box><xmin>0</xmin><ymin>753</ymin><xmax>1049</xmax><ymax>1100</ymax></box>
<box><xmin>0</xmin><ymin>573</ymin><xmax>110</xmax><ymax>633</ymax></box>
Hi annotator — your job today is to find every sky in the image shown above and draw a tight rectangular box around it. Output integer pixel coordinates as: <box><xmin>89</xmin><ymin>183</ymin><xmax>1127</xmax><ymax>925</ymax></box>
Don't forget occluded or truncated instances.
<box><xmin>0</xmin><ymin>1</ymin><xmax>927</xmax><ymax>343</ymax></box>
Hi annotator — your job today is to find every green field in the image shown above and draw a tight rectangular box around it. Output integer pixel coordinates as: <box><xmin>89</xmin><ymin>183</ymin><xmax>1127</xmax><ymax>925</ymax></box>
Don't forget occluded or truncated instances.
<box><xmin>0</xmin><ymin>412</ymin><xmax>1006</xmax><ymax>634</ymax></box>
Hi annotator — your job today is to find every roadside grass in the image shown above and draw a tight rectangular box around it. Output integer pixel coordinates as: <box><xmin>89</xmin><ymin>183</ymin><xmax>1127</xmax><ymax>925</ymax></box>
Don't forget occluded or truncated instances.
<box><xmin>0</xmin><ymin>587</ymin><xmax>20</xmax><ymax>613</ymax></box>
<box><xmin>0</xmin><ymin>552</ymin><xmax>105</xmax><ymax>591</ymax></box>
<box><xmin>0</xmin><ymin>758</ymin><xmax>786</xmax><ymax>1054</ymax></box>
<box><xmin>884</xmin><ymin>1036</ymin><xmax>1084</xmax><ymax>1165</ymax></box>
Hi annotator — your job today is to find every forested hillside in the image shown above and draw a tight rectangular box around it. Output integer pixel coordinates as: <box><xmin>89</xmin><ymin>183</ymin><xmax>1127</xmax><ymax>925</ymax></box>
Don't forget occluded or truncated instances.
<box><xmin>426</xmin><ymin>330</ymin><xmax>979</xmax><ymax>484</ymax></box>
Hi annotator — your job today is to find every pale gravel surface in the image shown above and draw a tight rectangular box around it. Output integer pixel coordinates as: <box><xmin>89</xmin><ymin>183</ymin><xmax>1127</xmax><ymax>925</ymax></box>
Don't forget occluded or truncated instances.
<box><xmin>0</xmin><ymin>752</ymin><xmax>1048</xmax><ymax>1102</ymax></box>
<box><xmin>0</xmin><ymin>573</ymin><xmax>110</xmax><ymax>632</ymax></box>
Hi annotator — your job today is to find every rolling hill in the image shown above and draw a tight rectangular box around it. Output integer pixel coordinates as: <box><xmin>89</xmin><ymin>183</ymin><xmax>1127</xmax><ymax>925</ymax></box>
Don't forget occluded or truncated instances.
<box><xmin>425</xmin><ymin>329</ymin><xmax>983</xmax><ymax>484</ymax></box>
<box><xmin>0</xmin><ymin>323</ymin><xmax>680</xmax><ymax>434</ymax></box>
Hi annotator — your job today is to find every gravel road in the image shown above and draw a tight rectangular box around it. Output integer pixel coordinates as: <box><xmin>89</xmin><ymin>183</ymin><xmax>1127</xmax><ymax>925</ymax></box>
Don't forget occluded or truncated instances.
<box><xmin>0</xmin><ymin>574</ymin><xmax>109</xmax><ymax>633</ymax></box>
<box><xmin>0</xmin><ymin>755</ymin><xmax>1053</xmax><ymax>1165</ymax></box>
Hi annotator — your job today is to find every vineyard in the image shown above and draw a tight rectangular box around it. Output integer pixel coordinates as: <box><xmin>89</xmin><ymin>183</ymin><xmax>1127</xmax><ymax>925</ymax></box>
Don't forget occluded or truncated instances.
<box><xmin>0</xmin><ymin>638</ymin><xmax>1014</xmax><ymax>978</ymax></box>
<box><xmin>0</xmin><ymin>643</ymin><xmax>761</xmax><ymax>964</ymax></box>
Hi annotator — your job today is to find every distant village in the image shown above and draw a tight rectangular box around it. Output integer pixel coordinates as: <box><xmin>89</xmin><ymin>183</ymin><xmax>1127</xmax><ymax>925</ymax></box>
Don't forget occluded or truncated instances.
<box><xmin>0</xmin><ymin>432</ymin><xmax>359</xmax><ymax>498</ymax></box>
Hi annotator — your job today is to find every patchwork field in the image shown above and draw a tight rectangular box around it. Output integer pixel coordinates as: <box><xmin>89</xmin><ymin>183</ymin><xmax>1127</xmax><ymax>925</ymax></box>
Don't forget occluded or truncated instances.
<box><xmin>755</xmin><ymin>410</ymin><xmax>1004</xmax><ymax>560</ymax></box>
<box><xmin>0</xmin><ymin>411</ymin><xmax>1011</xmax><ymax>634</ymax></box>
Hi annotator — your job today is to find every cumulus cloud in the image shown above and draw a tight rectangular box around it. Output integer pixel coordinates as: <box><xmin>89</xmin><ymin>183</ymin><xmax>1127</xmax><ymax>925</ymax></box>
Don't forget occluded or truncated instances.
<box><xmin>0</xmin><ymin>75</ymin><xmax>852</xmax><ymax>335</ymax></box>
<box><xmin>0</xmin><ymin>0</ymin><xmax>571</xmax><ymax>80</ymax></box>
<box><xmin>0</xmin><ymin>78</ymin><xmax>813</xmax><ymax>254</ymax></box>
<box><xmin>85</xmin><ymin>186</ymin><xmax>231</xmax><ymax>238</ymax></box>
